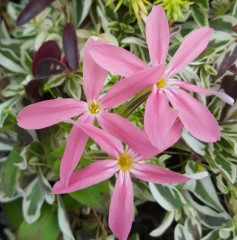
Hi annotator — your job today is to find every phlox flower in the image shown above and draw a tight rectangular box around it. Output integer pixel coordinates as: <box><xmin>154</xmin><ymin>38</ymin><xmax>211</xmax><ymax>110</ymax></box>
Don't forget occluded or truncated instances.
<box><xmin>17</xmin><ymin>38</ymin><xmax>163</xmax><ymax>185</ymax></box>
<box><xmin>53</xmin><ymin>119</ymin><xmax>208</xmax><ymax>240</ymax></box>
<box><xmin>90</xmin><ymin>5</ymin><xmax>234</xmax><ymax>144</ymax></box>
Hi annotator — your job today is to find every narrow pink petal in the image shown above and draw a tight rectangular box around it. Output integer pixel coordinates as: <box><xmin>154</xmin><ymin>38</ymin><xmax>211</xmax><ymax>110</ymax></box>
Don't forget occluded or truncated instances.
<box><xmin>109</xmin><ymin>171</ymin><xmax>133</xmax><ymax>240</ymax></box>
<box><xmin>167</xmin><ymin>119</ymin><xmax>184</xmax><ymax>149</ymax></box>
<box><xmin>172</xmin><ymin>80</ymin><xmax>234</xmax><ymax>105</ymax></box>
<box><xmin>166</xmin><ymin>27</ymin><xmax>212</xmax><ymax>77</ymax></box>
<box><xmin>59</xmin><ymin>114</ymin><xmax>94</xmax><ymax>185</ymax></box>
<box><xmin>131</xmin><ymin>164</ymin><xmax>192</xmax><ymax>184</ymax></box>
<box><xmin>101</xmin><ymin>65</ymin><xmax>165</xmax><ymax>109</ymax></box>
<box><xmin>90</xmin><ymin>42</ymin><xmax>147</xmax><ymax>77</ymax></box>
<box><xmin>17</xmin><ymin>99</ymin><xmax>86</xmax><ymax>129</ymax></box>
<box><xmin>146</xmin><ymin>5</ymin><xmax>170</xmax><ymax>65</ymax></box>
<box><xmin>83</xmin><ymin>38</ymin><xmax>108</xmax><ymax>101</ymax></box>
<box><xmin>144</xmin><ymin>87</ymin><xmax>183</xmax><ymax>151</ymax></box>
<box><xmin>98</xmin><ymin>112</ymin><xmax>159</xmax><ymax>159</ymax></box>
<box><xmin>73</xmin><ymin>122</ymin><xmax>124</xmax><ymax>157</ymax></box>
<box><xmin>53</xmin><ymin>160</ymin><xmax>117</xmax><ymax>194</ymax></box>
<box><xmin>166</xmin><ymin>88</ymin><xmax>220</xmax><ymax>142</ymax></box>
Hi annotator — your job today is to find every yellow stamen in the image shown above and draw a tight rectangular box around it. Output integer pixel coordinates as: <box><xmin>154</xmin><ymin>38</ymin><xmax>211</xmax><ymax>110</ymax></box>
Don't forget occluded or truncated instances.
<box><xmin>88</xmin><ymin>101</ymin><xmax>100</xmax><ymax>115</ymax></box>
<box><xmin>117</xmin><ymin>152</ymin><xmax>134</xmax><ymax>172</ymax></box>
<box><xmin>156</xmin><ymin>78</ymin><xmax>166</xmax><ymax>89</ymax></box>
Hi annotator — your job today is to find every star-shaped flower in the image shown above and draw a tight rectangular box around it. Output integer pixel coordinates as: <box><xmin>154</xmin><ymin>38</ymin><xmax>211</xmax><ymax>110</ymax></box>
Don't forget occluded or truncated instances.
<box><xmin>90</xmin><ymin>5</ymin><xmax>234</xmax><ymax>144</ymax></box>
<box><xmin>53</xmin><ymin>120</ymin><xmax>208</xmax><ymax>240</ymax></box>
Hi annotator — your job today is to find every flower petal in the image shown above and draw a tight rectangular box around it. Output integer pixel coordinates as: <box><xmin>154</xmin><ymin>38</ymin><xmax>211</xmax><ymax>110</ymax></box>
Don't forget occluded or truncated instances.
<box><xmin>53</xmin><ymin>160</ymin><xmax>117</xmax><ymax>194</ymax></box>
<box><xmin>109</xmin><ymin>171</ymin><xmax>133</xmax><ymax>240</ymax></box>
<box><xmin>90</xmin><ymin>42</ymin><xmax>147</xmax><ymax>77</ymax></box>
<box><xmin>17</xmin><ymin>99</ymin><xmax>86</xmax><ymax>129</ymax></box>
<box><xmin>98</xmin><ymin>112</ymin><xmax>159</xmax><ymax>159</ymax></box>
<box><xmin>146</xmin><ymin>5</ymin><xmax>170</xmax><ymax>65</ymax></box>
<box><xmin>144</xmin><ymin>87</ymin><xmax>183</xmax><ymax>151</ymax></box>
<box><xmin>72</xmin><ymin>122</ymin><xmax>124</xmax><ymax>157</ymax></box>
<box><xmin>166</xmin><ymin>27</ymin><xmax>212</xmax><ymax>77</ymax></box>
<box><xmin>101</xmin><ymin>65</ymin><xmax>165</xmax><ymax>109</ymax></box>
<box><xmin>83</xmin><ymin>38</ymin><xmax>108</xmax><ymax>101</ymax></box>
<box><xmin>166</xmin><ymin>88</ymin><xmax>220</xmax><ymax>142</ymax></box>
<box><xmin>59</xmin><ymin>114</ymin><xmax>94</xmax><ymax>185</ymax></box>
<box><xmin>173</xmin><ymin>80</ymin><xmax>234</xmax><ymax>105</ymax></box>
<box><xmin>131</xmin><ymin>164</ymin><xmax>207</xmax><ymax>184</ymax></box>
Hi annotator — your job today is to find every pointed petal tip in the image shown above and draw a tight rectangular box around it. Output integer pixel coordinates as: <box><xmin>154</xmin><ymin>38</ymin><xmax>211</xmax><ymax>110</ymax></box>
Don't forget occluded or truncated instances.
<box><xmin>218</xmin><ymin>92</ymin><xmax>235</xmax><ymax>105</ymax></box>
<box><xmin>188</xmin><ymin>171</ymin><xmax>209</xmax><ymax>180</ymax></box>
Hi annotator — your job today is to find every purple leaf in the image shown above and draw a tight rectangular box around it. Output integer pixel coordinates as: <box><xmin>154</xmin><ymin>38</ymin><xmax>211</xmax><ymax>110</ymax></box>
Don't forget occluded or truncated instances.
<box><xmin>229</xmin><ymin>64</ymin><xmax>237</xmax><ymax>75</ymax></box>
<box><xmin>63</xmin><ymin>23</ymin><xmax>79</xmax><ymax>71</ymax></box>
<box><xmin>35</xmin><ymin>58</ymin><xmax>66</xmax><ymax>78</ymax></box>
<box><xmin>220</xmin><ymin>74</ymin><xmax>237</xmax><ymax>121</ymax></box>
<box><xmin>32</xmin><ymin>41</ymin><xmax>61</xmax><ymax>76</ymax></box>
<box><xmin>17</xmin><ymin>127</ymin><xmax>33</xmax><ymax>147</ymax></box>
<box><xmin>215</xmin><ymin>46</ymin><xmax>237</xmax><ymax>79</ymax></box>
<box><xmin>16</xmin><ymin>0</ymin><xmax>56</xmax><ymax>26</ymax></box>
<box><xmin>24</xmin><ymin>78</ymin><xmax>46</xmax><ymax>101</ymax></box>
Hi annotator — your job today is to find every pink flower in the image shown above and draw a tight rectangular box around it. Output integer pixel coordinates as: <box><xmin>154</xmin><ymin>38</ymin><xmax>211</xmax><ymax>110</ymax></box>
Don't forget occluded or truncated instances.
<box><xmin>17</xmin><ymin>38</ymin><xmax>166</xmax><ymax>185</ymax></box>
<box><xmin>90</xmin><ymin>5</ymin><xmax>234</xmax><ymax>143</ymax></box>
<box><xmin>53</xmin><ymin>120</ymin><xmax>208</xmax><ymax>240</ymax></box>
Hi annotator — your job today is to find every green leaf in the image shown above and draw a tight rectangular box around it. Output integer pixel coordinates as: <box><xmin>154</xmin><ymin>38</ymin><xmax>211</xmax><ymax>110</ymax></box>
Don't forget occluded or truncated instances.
<box><xmin>197</xmin><ymin>31</ymin><xmax>233</xmax><ymax>60</ymax></box>
<box><xmin>70</xmin><ymin>180</ymin><xmax>110</xmax><ymax>213</ymax></box>
<box><xmin>193</xmin><ymin>0</ymin><xmax>208</xmax><ymax>9</ymax></box>
<box><xmin>0</xmin><ymin>48</ymin><xmax>26</xmax><ymax>73</ymax></box>
<box><xmin>150</xmin><ymin>211</ymin><xmax>175</xmax><ymax>237</ymax></box>
<box><xmin>175</xmin><ymin>223</ymin><xmax>194</xmax><ymax>240</ymax></box>
<box><xmin>71</xmin><ymin>0</ymin><xmax>93</xmax><ymax>27</ymax></box>
<box><xmin>46</xmin><ymin>74</ymin><xmax>67</xmax><ymax>89</ymax></box>
<box><xmin>23</xmin><ymin>178</ymin><xmax>45</xmax><ymax>224</ymax></box>
<box><xmin>214</xmin><ymin>155</ymin><xmax>237</xmax><ymax>184</ymax></box>
<box><xmin>202</xmin><ymin>229</ymin><xmax>220</xmax><ymax>240</ymax></box>
<box><xmin>1</xmin><ymin>147</ymin><xmax>20</xmax><ymax>197</ymax></box>
<box><xmin>2</xmin><ymin>198</ymin><xmax>23</xmax><ymax>229</ymax></box>
<box><xmin>21</xmin><ymin>49</ymin><xmax>32</xmax><ymax>72</ymax></box>
<box><xmin>0</xmin><ymin>96</ymin><xmax>20</xmax><ymax>127</ymax></box>
<box><xmin>185</xmin><ymin>161</ymin><xmax>227</xmax><ymax>212</ymax></box>
<box><xmin>186</xmin><ymin>193</ymin><xmax>230</xmax><ymax>228</ymax></box>
<box><xmin>63</xmin><ymin>77</ymin><xmax>82</xmax><ymax>100</ymax></box>
<box><xmin>18</xmin><ymin>205</ymin><xmax>60</xmax><ymax>240</ymax></box>
<box><xmin>57</xmin><ymin>196</ymin><xmax>75</xmax><ymax>240</ymax></box>
<box><xmin>182</xmin><ymin>131</ymin><xmax>205</xmax><ymax>156</ymax></box>
<box><xmin>210</xmin><ymin>16</ymin><xmax>237</xmax><ymax>34</ymax></box>
<box><xmin>192</xmin><ymin>5</ymin><xmax>209</xmax><ymax>27</ymax></box>
<box><xmin>233</xmin><ymin>0</ymin><xmax>237</xmax><ymax>18</ymax></box>
<box><xmin>149</xmin><ymin>183</ymin><xmax>187</xmax><ymax>211</ymax></box>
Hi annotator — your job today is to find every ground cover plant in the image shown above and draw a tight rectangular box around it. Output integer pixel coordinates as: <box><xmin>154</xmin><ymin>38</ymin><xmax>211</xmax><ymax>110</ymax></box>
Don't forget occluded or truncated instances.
<box><xmin>0</xmin><ymin>0</ymin><xmax>237</xmax><ymax>239</ymax></box>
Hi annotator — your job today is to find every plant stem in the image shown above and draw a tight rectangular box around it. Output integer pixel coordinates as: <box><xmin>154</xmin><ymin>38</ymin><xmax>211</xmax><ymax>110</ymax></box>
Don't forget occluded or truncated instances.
<box><xmin>93</xmin><ymin>210</ymin><xmax>107</xmax><ymax>237</ymax></box>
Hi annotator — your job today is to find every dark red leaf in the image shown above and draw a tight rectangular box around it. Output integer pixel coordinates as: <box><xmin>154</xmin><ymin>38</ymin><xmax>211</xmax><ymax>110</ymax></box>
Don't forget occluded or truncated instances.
<box><xmin>16</xmin><ymin>0</ymin><xmax>56</xmax><ymax>26</ymax></box>
<box><xmin>35</xmin><ymin>58</ymin><xmax>66</xmax><ymax>78</ymax></box>
<box><xmin>17</xmin><ymin>127</ymin><xmax>33</xmax><ymax>147</ymax></box>
<box><xmin>221</xmin><ymin>75</ymin><xmax>237</xmax><ymax>99</ymax></box>
<box><xmin>63</xmin><ymin>23</ymin><xmax>79</xmax><ymax>71</ymax></box>
<box><xmin>220</xmin><ymin>74</ymin><xmax>237</xmax><ymax>121</ymax></box>
<box><xmin>24</xmin><ymin>78</ymin><xmax>46</xmax><ymax>101</ymax></box>
<box><xmin>32</xmin><ymin>41</ymin><xmax>61</xmax><ymax>76</ymax></box>
<box><xmin>229</xmin><ymin>64</ymin><xmax>237</xmax><ymax>75</ymax></box>
<box><xmin>61</xmin><ymin>55</ymin><xmax>72</xmax><ymax>71</ymax></box>
<box><xmin>215</xmin><ymin>46</ymin><xmax>237</xmax><ymax>79</ymax></box>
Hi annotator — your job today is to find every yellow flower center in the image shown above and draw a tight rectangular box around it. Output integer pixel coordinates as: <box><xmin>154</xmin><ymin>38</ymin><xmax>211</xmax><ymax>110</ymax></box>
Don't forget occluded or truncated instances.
<box><xmin>156</xmin><ymin>78</ymin><xmax>166</xmax><ymax>89</ymax></box>
<box><xmin>117</xmin><ymin>152</ymin><xmax>134</xmax><ymax>172</ymax></box>
<box><xmin>88</xmin><ymin>101</ymin><xmax>100</xmax><ymax>115</ymax></box>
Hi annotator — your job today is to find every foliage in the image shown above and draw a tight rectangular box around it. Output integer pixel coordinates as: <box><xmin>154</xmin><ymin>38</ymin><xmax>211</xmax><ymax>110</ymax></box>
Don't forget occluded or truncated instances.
<box><xmin>0</xmin><ymin>0</ymin><xmax>237</xmax><ymax>239</ymax></box>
